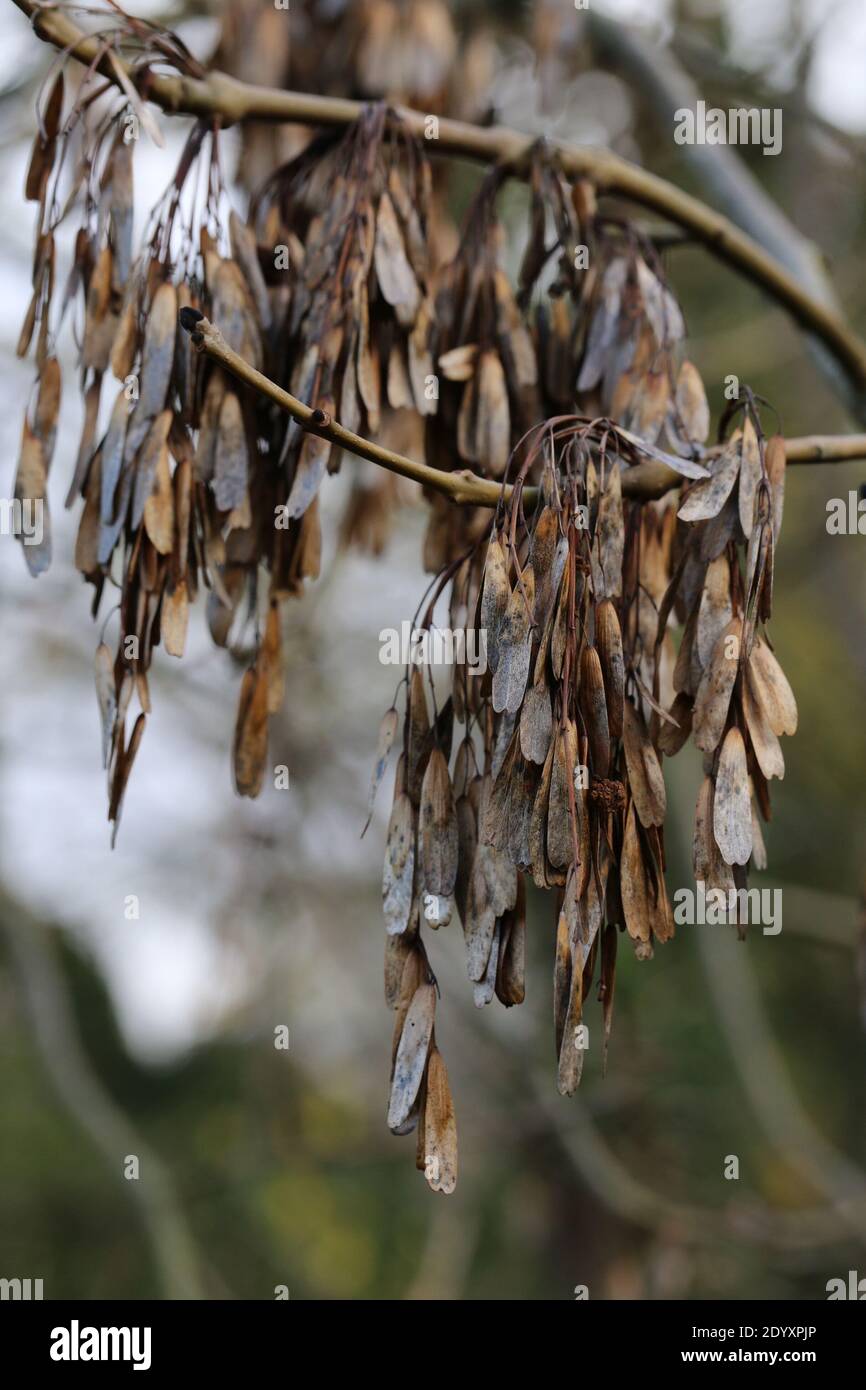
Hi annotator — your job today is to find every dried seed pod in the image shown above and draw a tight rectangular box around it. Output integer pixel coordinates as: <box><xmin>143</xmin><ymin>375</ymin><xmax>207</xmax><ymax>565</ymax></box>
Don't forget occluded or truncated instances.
<box><xmin>480</xmin><ymin>532</ymin><xmax>510</xmax><ymax>674</ymax></box>
<box><xmin>738</xmin><ymin>417</ymin><xmax>762</xmax><ymax>540</ymax></box>
<box><xmin>692</xmin><ymin>616</ymin><xmax>742</xmax><ymax>753</ymax></box>
<box><xmin>388</xmin><ymin>981</ymin><xmax>436</xmax><ymax>1132</ymax></box>
<box><xmin>696</xmin><ymin>555</ymin><xmax>733</xmax><ymax>670</ymax></box>
<box><xmin>714</xmin><ymin>727</ymin><xmax>752</xmax><ymax>867</ymax></box>
<box><xmin>656</xmin><ymin>692</ymin><xmax>693</xmax><ymax>757</ymax></box>
<box><xmin>622</xmin><ymin>698</ymin><xmax>666</xmax><ymax>828</ymax></box>
<box><xmin>742</xmin><ymin>671</ymin><xmax>785</xmax><ymax>780</ymax></box>
<box><xmin>678</xmin><ymin>439</ymin><xmax>740</xmax><ymax>523</ymax></box>
<box><xmin>621</xmin><ymin>802</ymin><xmax>651</xmax><ymax>945</ymax></box>
<box><xmin>232</xmin><ymin>655</ymin><xmax>269</xmax><ymax>798</ymax></box>
<box><xmin>422</xmin><ymin>1048</ymin><xmax>458</xmax><ymax>1194</ymax></box>
<box><xmin>383</xmin><ymin>790</ymin><xmax>416</xmax><ymax>937</ymax></box>
<box><xmin>748</xmin><ymin>639</ymin><xmax>798</xmax><ymax>737</ymax></box>
<box><xmin>492</xmin><ymin>565</ymin><xmax>535</xmax><ymax>715</ymax></box>
<box><xmin>674</xmin><ymin>359</ymin><xmax>710</xmax><ymax>445</ymax></box>
<box><xmin>520</xmin><ymin>677</ymin><xmax>553</xmax><ymax>764</ymax></box>
<box><xmin>419</xmin><ymin>748</ymin><xmax>458</xmax><ymax>919</ymax></box>
<box><xmin>579</xmin><ymin>646</ymin><xmax>610</xmax><ymax>777</ymax></box>
<box><xmin>595</xmin><ymin>598</ymin><xmax>624</xmax><ymax>738</ymax></box>
<box><xmin>496</xmin><ymin>878</ymin><xmax>526</xmax><ymax>1007</ymax></box>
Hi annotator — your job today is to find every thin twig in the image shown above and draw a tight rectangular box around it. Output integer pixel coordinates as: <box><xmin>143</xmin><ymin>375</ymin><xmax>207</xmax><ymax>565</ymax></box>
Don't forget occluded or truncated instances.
<box><xmin>183</xmin><ymin>313</ymin><xmax>866</xmax><ymax>509</ymax></box>
<box><xmin>11</xmin><ymin>0</ymin><xmax>866</xmax><ymax>409</ymax></box>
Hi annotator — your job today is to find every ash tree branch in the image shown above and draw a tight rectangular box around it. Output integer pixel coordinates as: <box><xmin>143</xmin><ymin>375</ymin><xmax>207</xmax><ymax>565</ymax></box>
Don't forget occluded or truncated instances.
<box><xmin>586</xmin><ymin>9</ymin><xmax>866</xmax><ymax>424</ymax></box>
<box><xmin>182</xmin><ymin>312</ymin><xmax>866</xmax><ymax>508</ymax></box>
<box><xmin>11</xmin><ymin>0</ymin><xmax>866</xmax><ymax>414</ymax></box>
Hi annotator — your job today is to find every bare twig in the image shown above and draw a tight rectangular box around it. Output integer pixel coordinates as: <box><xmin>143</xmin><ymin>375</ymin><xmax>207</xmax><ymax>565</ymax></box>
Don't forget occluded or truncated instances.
<box><xmin>784</xmin><ymin>434</ymin><xmax>866</xmax><ymax>464</ymax></box>
<box><xmin>11</xmin><ymin>0</ymin><xmax>866</xmax><ymax>410</ymax></box>
<box><xmin>184</xmin><ymin>314</ymin><xmax>523</xmax><ymax>507</ymax></box>
<box><xmin>184</xmin><ymin>313</ymin><xmax>866</xmax><ymax>509</ymax></box>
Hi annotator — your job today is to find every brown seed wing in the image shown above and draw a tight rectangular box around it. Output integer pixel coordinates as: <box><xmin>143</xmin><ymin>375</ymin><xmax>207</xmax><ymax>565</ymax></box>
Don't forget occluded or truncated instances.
<box><xmin>94</xmin><ymin>641</ymin><xmax>117</xmax><ymax>770</ymax></box>
<box><xmin>419</xmin><ymin>748</ymin><xmax>458</xmax><ymax>902</ymax></box>
<box><xmin>748</xmin><ymin>640</ymin><xmax>797</xmax><ymax>736</ymax></box>
<box><xmin>674</xmin><ymin>359</ymin><xmax>710</xmax><ymax>444</ymax></box>
<box><xmin>135</xmin><ymin>281</ymin><xmax>177</xmax><ymax>424</ymax></box>
<box><xmin>743</xmin><ymin>671</ymin><xmax>785</xmax><ymax>780</ymax></box>
<box><xmin>714</xmin><ymin>727</ymin><xmax>752</xmax><ymax>866</ymax></box>
<box><xmin>161</xmin><ymin>580</ymin><xmax>189</xmax><ymax>659</ymax></box>
<box><xmin>423</xmin><ymin>1048</ymin><xmax>458</xmax><ymax>1194</ymax></box>
<box><xmin>365</xmin><ymin>706</ymin><xmax>399</xmax><ymax>828</ymax></box>
<box><xmin>480</xmin><ymin>533</ymin><xmax>510</xmax><ymax>674</ymax></box>
<box><xmin>387</xmin><ymin>982</ymin><xmax>436</xmax><ymax>1131</ymax></box>
<box><xmin>520</xmin><ymin>678</ymin><xmax>553</xmax><ymax>764</ymax></box>
<box><xmin>696</xmin><ymin>555</ymin><xmax>733</xmax><ymax>670</ymax></box>
<box><xmin>593</xmin><ymin>462</ymin><xmax>624</xmax><ymax>599</ymax></box>
<box><xmin>595</xmin><ymin>599</ymin><xmax>625</xmax><ymax>739</ymax></box>
<box><xmin>580</xmin><ymin>646</ymin><xmax>610</xmax><ymax>777</ymax></box>
<box><xmin>656</xmin><ymin>691</ymin><xmax>692</xmax><ymax>756</ymax></box>
<box><xmin>475</xmin><ymin>351</ymin><xmax>510</xmax><ymax>475</ymax></box>
<box><xmin>738</xmin><ymin>417</ymin><xmax>762</xmax><ymax>539</ymax></box>
<box><xmin>622</xmin><ymin>698</ymin><xmax>666</xmax><ymax>827</ymax></box>
<box><xmin>383</xmin><ymin>792</ymin><xmax>416</xmax><ymax>936</ymax></box>
<box><xmin>492</xmin><ymin>567</ymin><xmax>535</xmax><ymax>715</ymax></box>
<box><xmin>621</xmin><ymin>803</ymin><xmax>651</xmax><ymax>943</ymax></box>
<box><xmin>14</xmin><ymin>418</ymin><xmax>50</xmax><ymax>576</ymax></box>
<box><xmin>692</xmin><ymin>617</ymin><xmax>742</xmax><ymax>753</ymax></box>
<box><xmin>677</xmin><ymin>440</ymin><xmax>740</xmax><ymax>522</ymax></box>
<box><xmin>374</xmin><ymin>191</ymin><xmax>420</xmax><ymax>319</ymax></box>
<box><xmin>286</xmin><ymin>414</ymin><xmax>332</xmax><ymax>520</ymax></box>
<box><xmin>232</xmin><ymin>658</ymin><xmax>269</xmax><ymax>798</ymax></box>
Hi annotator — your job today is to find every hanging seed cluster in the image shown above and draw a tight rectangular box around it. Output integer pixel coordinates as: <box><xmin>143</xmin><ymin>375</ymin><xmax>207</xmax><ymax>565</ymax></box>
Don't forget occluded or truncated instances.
<box><xmin>15</xmin><ymin>30</ymin><xmax>439</xmax><ymax>839</ymax></box>
<box><xmin>374</xmin><ymin>188</ymin><xmax>797</xmax><ymax>1194</ymax></box>
<box><xmin>14</xmin><ymin>7</ymin><xmax>798</xmax><ymax>1196</ymax></box>
<box><xmin>214</xmin><ymin>0</ymin><xmax>470</xmax><ymax>192</ymax></box>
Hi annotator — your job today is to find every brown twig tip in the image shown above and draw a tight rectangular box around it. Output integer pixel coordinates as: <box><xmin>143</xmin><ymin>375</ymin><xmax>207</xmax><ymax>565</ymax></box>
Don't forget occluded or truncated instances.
<box><xmin>179</xmin><ymin>306</ymin><xmax>205</xmax><ymax>333</ymax></box>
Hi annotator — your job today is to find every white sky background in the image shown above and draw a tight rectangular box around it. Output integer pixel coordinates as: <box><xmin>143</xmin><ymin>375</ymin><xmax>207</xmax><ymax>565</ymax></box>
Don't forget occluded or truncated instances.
<box><xmin>1</xmin><ymin>0</ymin><xmax>865</xmax><ymax>1064</ymax></box>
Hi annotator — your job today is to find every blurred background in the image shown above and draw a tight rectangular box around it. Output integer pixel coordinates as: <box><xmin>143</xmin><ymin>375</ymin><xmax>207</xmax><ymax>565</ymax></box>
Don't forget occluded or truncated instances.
<box><xmin>1</xmin><ymin>0</ymin><xmax>865</xmax><ymax>1301</ymax></box>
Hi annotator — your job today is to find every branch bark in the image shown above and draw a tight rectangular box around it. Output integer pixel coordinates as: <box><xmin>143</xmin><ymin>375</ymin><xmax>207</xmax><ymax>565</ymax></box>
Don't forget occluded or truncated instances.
<box><xmin>586</xmin><ymin>9</ymin><xmax>863</xmax><ymax>421</ymax></box>
<box><xmin>184</xmin><ymin>313</ymin><xmax>866</xmax><ymax>508</ymax></box>
<box><xmin>11</xmin><ymin>0</ymin><xmax>866</xmax><ymax>413</ymax></box>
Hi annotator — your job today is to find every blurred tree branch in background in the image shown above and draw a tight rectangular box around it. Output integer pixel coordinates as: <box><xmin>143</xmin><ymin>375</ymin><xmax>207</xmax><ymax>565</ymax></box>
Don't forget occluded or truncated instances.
<box><xmin>0</xmin><ymin>889</ymin><xmax>206</xmax><ymax>1298</ymax></box>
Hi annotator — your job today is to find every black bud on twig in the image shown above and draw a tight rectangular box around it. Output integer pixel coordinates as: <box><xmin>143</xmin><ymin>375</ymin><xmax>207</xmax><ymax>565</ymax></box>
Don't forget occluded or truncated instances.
<box><xmin>179</xmin><ymin>306</ymin><xmax>204</xmax><ymax>333</ymax></box>
<box><xmin>311</xmin><ymin>408</ymin><xmax>331</xmax><ymax>427</ymax></box>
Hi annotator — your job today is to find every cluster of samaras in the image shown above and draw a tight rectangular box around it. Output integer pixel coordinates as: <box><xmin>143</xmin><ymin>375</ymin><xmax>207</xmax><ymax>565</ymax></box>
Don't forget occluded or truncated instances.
<box><xmin>378</xmin><ymin>384</ymin><xmax>796</xmax><ymax>1196</ymax></box>
<box><xmin>16</xmin><ymin>63</ymin><xmax>442</xmax><ymax>837</ymax></box>
<box><xmin>13</xmin><ymin>10</ymin><xmax>797</xmax><ymax>1195</ymax></box>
